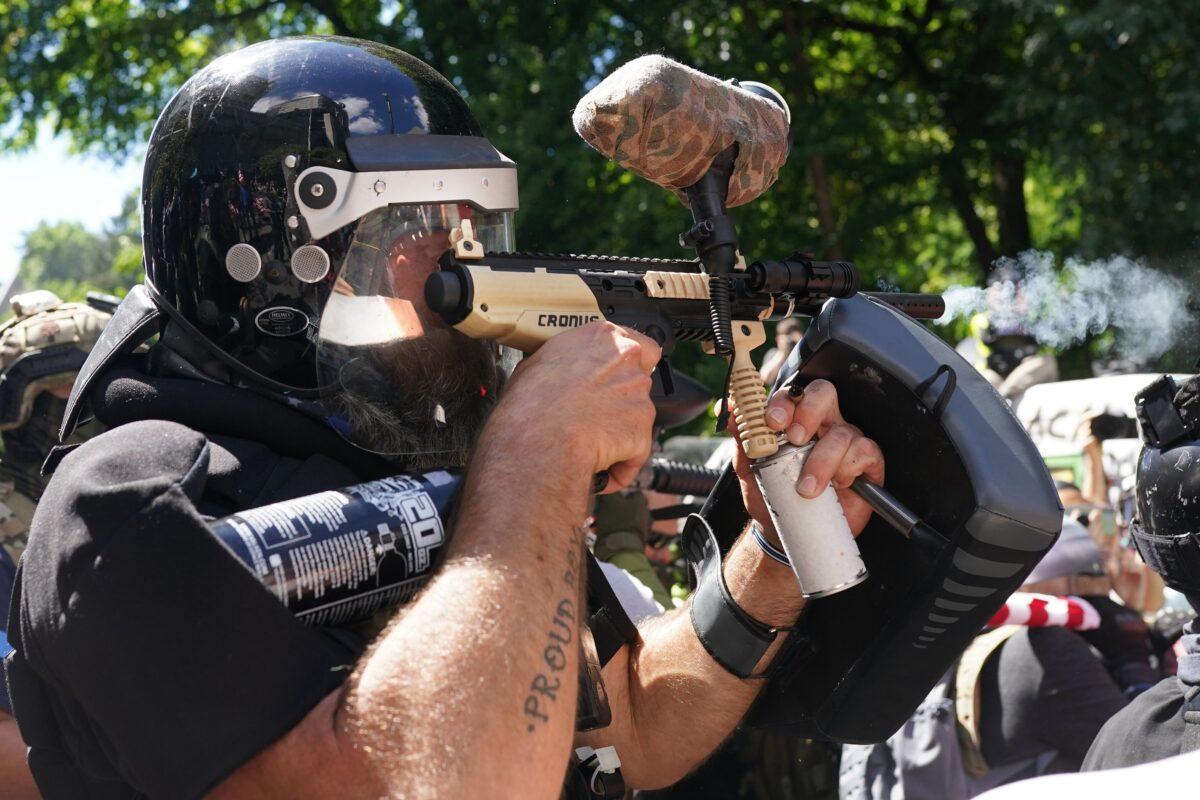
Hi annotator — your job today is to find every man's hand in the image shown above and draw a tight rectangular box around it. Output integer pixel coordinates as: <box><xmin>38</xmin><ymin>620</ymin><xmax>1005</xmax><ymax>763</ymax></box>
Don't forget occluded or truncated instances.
<box><xmin>730</xmin><ymin>378</ymin><xmax>884</xmax><ymax>537</ymax></box>
<box><xmin>486</xmin><ymin>321</ymin><xmax>661</xmax><ymax>491</ymax></box>
<box><xmin>582</xmin><ymin>379</ymin><xmax>887</xmax><ymax>790</ymax></box>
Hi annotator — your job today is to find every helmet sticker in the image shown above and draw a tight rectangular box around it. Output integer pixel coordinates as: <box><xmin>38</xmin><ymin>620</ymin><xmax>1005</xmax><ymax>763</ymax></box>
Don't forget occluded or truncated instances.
<box><xmin>255</xmin><ymin>306</ymin><xmax>310</xmax><ymax>337</ymax></box>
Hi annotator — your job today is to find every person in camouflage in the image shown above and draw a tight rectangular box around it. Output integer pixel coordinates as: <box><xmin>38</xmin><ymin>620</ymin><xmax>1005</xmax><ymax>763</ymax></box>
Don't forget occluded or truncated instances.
<box><xmin>592</xmin><ymin>491</ymin><xmax>673</xmax><ymax>610</ymax></box>
<box><xmin>0</xmin><ymin>289</ymin><xmax>110</xmax><ymax>799</ymax></box>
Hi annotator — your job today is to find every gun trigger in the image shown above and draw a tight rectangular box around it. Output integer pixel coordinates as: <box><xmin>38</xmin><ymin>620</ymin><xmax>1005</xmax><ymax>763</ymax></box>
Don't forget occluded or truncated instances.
<box><xmin>655</xmin><ymin>360</ymin><xmax>676</xmax><ymax>397</ymax></box>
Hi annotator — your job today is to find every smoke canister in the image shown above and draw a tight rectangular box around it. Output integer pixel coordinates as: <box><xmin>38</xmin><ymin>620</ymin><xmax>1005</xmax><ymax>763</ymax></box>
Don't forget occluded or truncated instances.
<box><xmin>210</xmin><ymin>470</ymin><xmax>460</xmax><ymax>627</ymax></box>
<box><xmin>751</xmin><ymin>440</ymin><xmax>867</xmax><ymax>598</ymax></box>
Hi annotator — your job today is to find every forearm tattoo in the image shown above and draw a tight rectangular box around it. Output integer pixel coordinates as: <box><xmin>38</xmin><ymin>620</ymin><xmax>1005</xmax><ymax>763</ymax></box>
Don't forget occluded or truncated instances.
<box><xmin>522</xmin><ymin>527</ymin><xmax>586</xmax><ymax>732</ymax></box>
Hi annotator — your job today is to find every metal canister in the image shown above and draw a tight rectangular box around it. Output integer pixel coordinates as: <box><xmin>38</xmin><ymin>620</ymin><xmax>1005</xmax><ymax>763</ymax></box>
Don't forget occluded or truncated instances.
<box><xmin>751</xmin><ymin>440</ymin><xmax>867</xmax><ymax>598</ymax></box>
<box><xmin>210</xmin><ymin>470</ymin><xmax>460</xmax><ymax>627</ymax></box>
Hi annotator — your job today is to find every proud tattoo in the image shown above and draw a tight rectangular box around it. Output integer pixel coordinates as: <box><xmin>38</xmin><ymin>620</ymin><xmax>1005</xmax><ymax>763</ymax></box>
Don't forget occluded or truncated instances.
<box><xmin>523</xmin><ymin>532</ymin><xmax>584</xmax><ymax>732</ymax></box>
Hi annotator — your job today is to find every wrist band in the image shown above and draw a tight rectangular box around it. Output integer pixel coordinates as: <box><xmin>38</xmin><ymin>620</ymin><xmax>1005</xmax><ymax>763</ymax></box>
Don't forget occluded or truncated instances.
<box><xmin>685</xmin><ymin>513</ymin><xmax>782</xmax><ymax>678</ymax></box>
<box><xmin>750</xmin><ymin>522</ymin><xmax>790</xmax><ymax>566</ymax></box>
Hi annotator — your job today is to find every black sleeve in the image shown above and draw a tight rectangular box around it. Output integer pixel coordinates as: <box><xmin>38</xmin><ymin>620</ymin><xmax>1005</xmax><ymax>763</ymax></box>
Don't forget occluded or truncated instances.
<box><xmin>10</xmin><ymin>420</ymin><xmax>357</xmax><ymax>799</ymax></box>
<box><xmin>1078</xmin><ymin>595</ymin><xmax>1159</xmax><ymax>693</ymax></box>
<box><xmin>993</xmin><ymin>627</ymin><xmax>1129</xmax><ymax>763</ymax></box>
<box><xmin>1082</xmin><ymin>678</ymin><xmax>1187</xmax><ymax>771</ymax></box>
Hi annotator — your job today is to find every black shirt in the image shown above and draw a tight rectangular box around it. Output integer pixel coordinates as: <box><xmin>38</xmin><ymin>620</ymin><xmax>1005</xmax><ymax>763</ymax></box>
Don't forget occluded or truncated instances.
<box><xmin>6</xmin><ymin>418</ymin><xmax>374</xmax><ymax>798</ymax></box>
<box><xmin>1083</xmin><ymin>677</ymin><xmax>1187</xmax><ymax>771</ymax></box>
<box><xmin>978</xmin><ymin>626</ymin><xmax>1128</xmax><ymax>773</ymax></box>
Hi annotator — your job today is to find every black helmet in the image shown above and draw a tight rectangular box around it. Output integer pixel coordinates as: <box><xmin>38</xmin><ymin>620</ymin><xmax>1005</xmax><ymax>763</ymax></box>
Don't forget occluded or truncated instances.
<box><xmin>142</xmin><ymin>37</ymin><xmax>519</xmax><ymax>460</ymax></box>
<box><xmin>979</xmin><ymin>321</ymin><xmax>1038</xmax><ymax>378</ymax></box>
<box><xmin>1131</xmin><ymin>374</ymin><xmax>1200</xmax><ymax>608</ymax></box>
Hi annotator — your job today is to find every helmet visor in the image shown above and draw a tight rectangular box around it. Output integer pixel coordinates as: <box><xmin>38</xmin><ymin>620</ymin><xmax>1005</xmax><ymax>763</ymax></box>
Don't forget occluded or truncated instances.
<box><xmin>316</xmin><ymin>203</ymin><xmax>516</xmax><ymax>462</ymax></box>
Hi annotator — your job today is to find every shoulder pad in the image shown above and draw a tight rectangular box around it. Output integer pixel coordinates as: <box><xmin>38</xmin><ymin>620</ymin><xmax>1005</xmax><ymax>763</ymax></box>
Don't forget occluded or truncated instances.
<box><xmin>0</xmin><ymin>301</ymin><xmax>112</xmax><ymax>372</ymax></box>
<box><xmin>10</xmin><ymin>290</ymin><xmax>62</xmax><ymax>318</ymax></box>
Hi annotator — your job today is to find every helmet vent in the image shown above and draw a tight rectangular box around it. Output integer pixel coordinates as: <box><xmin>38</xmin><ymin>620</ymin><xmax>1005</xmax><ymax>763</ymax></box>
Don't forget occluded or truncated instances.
<box><xmin>225</xmin><ymin>244</ymin><xmax>262</xmax><ymax>282</ymax></box>
<box><xmin>291</xmin><ymin>245</ymin><xmax>331</xmax><ymax>283</ymax></box>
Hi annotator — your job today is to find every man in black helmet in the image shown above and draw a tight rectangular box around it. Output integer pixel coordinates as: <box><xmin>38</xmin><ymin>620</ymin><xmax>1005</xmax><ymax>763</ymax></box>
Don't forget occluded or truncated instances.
<box><xmin>4</xmin><ymin>38</ymin><xmax>885</xmax><ymax>799</ymax></box>
<box><xmin>1083</xmin><ymin>373</ymin><xmax>1200</xmax><ymax>770</ymax></box>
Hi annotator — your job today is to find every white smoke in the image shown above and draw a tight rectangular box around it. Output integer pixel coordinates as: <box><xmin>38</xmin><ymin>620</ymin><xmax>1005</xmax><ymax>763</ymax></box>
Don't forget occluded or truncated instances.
<box><xmin>937</xmin><ymin>251</ymin><xmax>1194</xmax><ymax>362</ymax></box>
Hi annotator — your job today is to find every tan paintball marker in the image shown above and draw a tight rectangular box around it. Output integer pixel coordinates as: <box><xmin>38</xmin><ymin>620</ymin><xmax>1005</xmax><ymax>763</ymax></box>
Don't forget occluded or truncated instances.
<box><xmin>423</xmin><ymin>56</ymin><xmax>944</xmax><ymax>599</ymax></box>
<box><xmin>425</xmin><ymin>55</ymin><xmax>942</xmax><ymax>461</ymax></box>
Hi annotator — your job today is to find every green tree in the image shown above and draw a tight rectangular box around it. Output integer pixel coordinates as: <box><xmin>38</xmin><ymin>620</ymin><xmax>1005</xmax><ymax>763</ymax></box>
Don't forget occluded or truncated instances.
<box><xmin>11</xmin><ymin>1</ymin><xmax>1200</xmax><ymax>276</ymax></box>
<box><xmin>15</xmin><ymin>191</ymin><xmax>142</xmax><ymax>301</ymax></box>
<box><xmin>105</xmin><ymin>191</ymin><xmax>146</xmax><ymax>287</ymax></box>
<box><xmin>6</xmin><ymin>0</ymin><xmax>1199</xmax><ymax>379</ymax></box>
<box><xmin>17</xmin><ymin>221</ymin><xmax>115</xmax><ymax>299</ymax></box>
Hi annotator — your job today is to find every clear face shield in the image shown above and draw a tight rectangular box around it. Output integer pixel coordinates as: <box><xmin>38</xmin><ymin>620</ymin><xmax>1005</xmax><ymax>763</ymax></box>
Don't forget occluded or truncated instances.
<box><xmin>315</xmin><ymin>202</ymin><xmax>517</xmax><ymax>464</ymax></box>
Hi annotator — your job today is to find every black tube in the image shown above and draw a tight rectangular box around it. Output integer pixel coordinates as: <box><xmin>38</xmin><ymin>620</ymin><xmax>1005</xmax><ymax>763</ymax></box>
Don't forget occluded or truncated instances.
<box><xmin>707</xmin><ymin>274</ymin><xmax>736</xmax><ymax>357</ymax></box>
<box><xmin>861</xmin><ymin>292</ymin><xmax>946</xmax><ymax>320</ymax></box>
<box><xmin>748</xmin><ymin>258</ymin><xmax>859</xmax><ymax>299</ymax></box>
<box><xmin>683</xmin><ymin>144</ymin><xmax>740</xmax><ymax>277</ymax></box>
<box><xmin>638</xmin><ymin>458</ymin><xmax>722</xmax><ymax>497</ymax></box>
<box><xmin>682</xmin><ymin>144</ymin><xmax>741</xmax><ymax>359</ymax></box>
<box><xmin>850</xmin><ymin>476</ymin><xmax>919</xmax><ymax>535</ymax></box>
<box><xmin>850</xmin><ymin>476</ymin><xmax>949</xmax><ymax>553</ymax></box>
<box><xmin>425</xmin><ymin>270</ymin><xmax>463</xmax><ymax>317</ymax></box>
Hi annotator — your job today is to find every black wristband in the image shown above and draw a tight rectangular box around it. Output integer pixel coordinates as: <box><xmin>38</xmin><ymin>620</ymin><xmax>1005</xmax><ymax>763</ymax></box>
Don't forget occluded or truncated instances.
<box><xmin>685</xmin><ymin>514</ymin><xmax>781</xmax><ymax>678</ymax></box>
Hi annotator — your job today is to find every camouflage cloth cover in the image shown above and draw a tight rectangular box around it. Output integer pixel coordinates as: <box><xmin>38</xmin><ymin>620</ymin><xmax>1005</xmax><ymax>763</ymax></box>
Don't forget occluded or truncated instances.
<box><xmin>0</xmin><ymin>290</ymin><xmax>111</xmax><ymax>431</ymax></box>
<box><xmin>0</xmin><ymin>292</ymin><xmax>112</xmax><ymax>563</ymax></box>
<box><xmin>572</xmin><ymin>55</ymin><xmax>790</xmax><ymax>208</ymax></box>
<box><xmin>0</xmin><ymin>480</ymin><xmax>36</xmax><ymax>566</ymax></box>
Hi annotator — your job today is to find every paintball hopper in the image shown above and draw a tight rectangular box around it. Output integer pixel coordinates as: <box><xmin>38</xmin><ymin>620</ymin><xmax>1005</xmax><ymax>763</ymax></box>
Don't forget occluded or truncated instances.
<box><xmin>572</xmin><ymin>55</ymin><xmax>790</xmax><ymax>207</ymax></box>
<box><xmin>696</xmin><ymin>295</ymin><xmax>1062</xmax><ymax>742</ymax></box>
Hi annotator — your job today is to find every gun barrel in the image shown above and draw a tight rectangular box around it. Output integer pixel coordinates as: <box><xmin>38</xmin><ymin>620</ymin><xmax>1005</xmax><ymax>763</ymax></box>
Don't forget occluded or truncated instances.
<box><xmin>861</xmin><ymin>292</ymin><xmax>945</xmax><ymax>320</ymax></box>
<box><xmin>636</xmin><ymin>458</ymin><xmax>722</xmax><ymax>496</ymax></box>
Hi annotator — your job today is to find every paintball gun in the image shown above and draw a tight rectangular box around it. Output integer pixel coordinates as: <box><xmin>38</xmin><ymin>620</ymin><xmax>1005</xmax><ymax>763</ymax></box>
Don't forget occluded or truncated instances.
<box><xmin>425</xmin><ymin>56</ymin><xmax>944</xmax><ymax>600</ymax></box>
<box><xmin>425</xmin><ymin>56</ymin><xmax>1063</xmax><ymax>744</ymax></box>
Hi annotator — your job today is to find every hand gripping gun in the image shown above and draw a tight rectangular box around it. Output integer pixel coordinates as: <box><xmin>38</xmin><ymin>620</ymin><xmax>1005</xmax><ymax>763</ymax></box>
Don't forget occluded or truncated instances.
<box><xmin>427</xmin><ymin>56</ymin><xmax>1062</xmax><ymax>744</ymax></box>
<box><xmin>424</xmin><ymin>56</ymin><xmax>944</xmax><ymax>598</ymax></box>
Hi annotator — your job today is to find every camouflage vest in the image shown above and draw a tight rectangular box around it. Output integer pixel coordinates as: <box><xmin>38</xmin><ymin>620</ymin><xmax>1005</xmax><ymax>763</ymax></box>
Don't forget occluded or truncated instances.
<box><xmin>0</xmin><ymin>291</ymin><xmax>111</xmax><ymax>432</ymax></box>
<box><xmin>0</xmin><ymin>480</ymin><xmax>35</xmax><ymax>567</ymax></box>
<box><xmin>0</xmin><ymin>292</ymin><xmax>111</xmax><ymax>562</ymax></box>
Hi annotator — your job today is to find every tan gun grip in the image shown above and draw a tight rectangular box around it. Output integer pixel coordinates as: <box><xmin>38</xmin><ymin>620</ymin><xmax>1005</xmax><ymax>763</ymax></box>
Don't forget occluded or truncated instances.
<box><xmin>730</xmin><ymin>321</ymin><xmax>778</xmax><ymax>459</ymax></box>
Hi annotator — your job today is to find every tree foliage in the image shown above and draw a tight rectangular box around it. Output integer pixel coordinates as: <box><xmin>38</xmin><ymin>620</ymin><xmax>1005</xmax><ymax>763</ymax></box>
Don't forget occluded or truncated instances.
<box><xmin>5</xmin><ymin>1</ymin><xmax>1200</xmax><ymax>387</ymax></box>
<box><xmin>15</xmin><ymin>192</ymin><xmax>141</xmax><ymax>302</ymax></box>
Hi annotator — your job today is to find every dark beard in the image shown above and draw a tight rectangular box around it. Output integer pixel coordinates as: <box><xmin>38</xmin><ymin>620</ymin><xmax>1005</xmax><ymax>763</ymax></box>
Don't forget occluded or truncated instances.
<box><xmin>328</xmin><ymin>329</ymin><xmax>504</xmax><ymax>468</ymax></box>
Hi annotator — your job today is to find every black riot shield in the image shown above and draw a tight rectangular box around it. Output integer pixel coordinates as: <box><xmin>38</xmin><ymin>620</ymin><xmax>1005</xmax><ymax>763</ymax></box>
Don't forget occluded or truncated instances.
<box><xmin>712</xmin><ymin>294</ymin><xmax>1062</xmax><ymax>743</ymax></box>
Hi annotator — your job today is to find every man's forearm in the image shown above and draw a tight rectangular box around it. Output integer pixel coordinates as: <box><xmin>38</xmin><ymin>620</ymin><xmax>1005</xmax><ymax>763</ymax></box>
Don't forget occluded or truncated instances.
<box><xmin>339</xmin><ymin>427</ymin><xmax>592</xmax><ymax>798</ymax></box>
<box><xmin>1081</xmin><ymin>439</ymin><xmax>1108</xmax><ymax>508</ymax></box>
<box><xmin>580</xmin><ymin>526</ymin><xmax>803</xmax><ymax>788</ymax></box>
